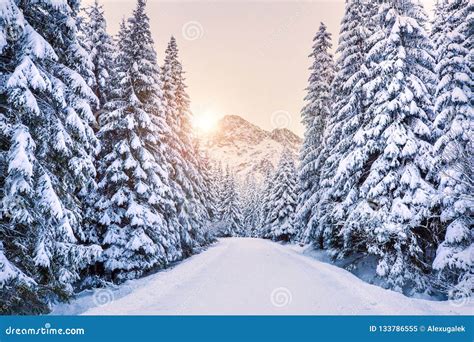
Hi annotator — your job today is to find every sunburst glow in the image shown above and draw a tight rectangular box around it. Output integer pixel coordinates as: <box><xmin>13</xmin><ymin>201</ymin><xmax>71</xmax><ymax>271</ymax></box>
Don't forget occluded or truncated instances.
<box><xmin>192</xmin><ymin>110</ymin><xmax>219</xmax><ymax>134</ymax></box>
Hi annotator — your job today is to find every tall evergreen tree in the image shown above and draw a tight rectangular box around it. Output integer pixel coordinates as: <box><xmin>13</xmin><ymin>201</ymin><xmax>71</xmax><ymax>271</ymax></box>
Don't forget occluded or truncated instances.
<box><xmin>431</xmin><ymin>0</ymin><xmax>449</xmax><ymax>55</ymax></box>
<box><xmin>241</xmin><ymin>175</ymin><xmax>262</xmax><ymax>237</ymax></box>
<box><xmin>431</xmin><ymin>0</ymin><xmax>473</xmax><ymax>299</ymax></box>
<box><xmin>317</xmin><ymin>0</ymin><xmax>378</xmax><ymax>255</ymax></box>
<box><xmin>200</xmin><ymin>150</ymin><xmax>219</xmax><ymax>223</ymax></box>
<box><xmin>81</xmin><ymin>0</ymin><xmax>115</xmax><ymax>122</ymax></box>
<box><xmin>296</xmin><ymin>22</ymin><xmax>334</xmax><ymax>245</ymax></box>
<box><xmin>161</xmin><ymin>36</ymin><xmax>211</xmax><ymax>255</ymax></box>
<box><xmin>94</xmin><ymin>0</ymin><xmax>177</xmax><ymax>281</ymax></box>
<box><xmin>220</xmin><ymin>167</ymin><xmax>243</xmax><ymax>237</ymax></box>
<box><xmin>212</xmin><ymin>161</ymin><xmax>226</xmax><ymax>221</ymax></box>
<box><xmin>266</xmin><ymin>149</ymin><xmax>298</xmax><ymax>242</ymax></box>
<box><xmin>78</xmin><ymin>0</ymin><xmax>116</xmax><ymax>249</ymax></box>
<box><xmin>336</xmin><ymin>0</ymin><xmax>437</xmax><ymax>292</ymax></box>
<box><xmin>258</xmin><ymin>167</ymin><xmax>275</xmax><ymax>238</ymax></box>
<box><xmin>0</xmin><ymin>0</ymin><xmax>101</xmax><ymax>312</ymax></box>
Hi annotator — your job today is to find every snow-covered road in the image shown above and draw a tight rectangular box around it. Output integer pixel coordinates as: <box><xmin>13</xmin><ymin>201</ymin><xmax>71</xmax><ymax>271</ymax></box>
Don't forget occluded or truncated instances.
<box><xmin>55</xmin><ymin>238</ymin><xmax>472</xmax><ymax>315</ymax></box>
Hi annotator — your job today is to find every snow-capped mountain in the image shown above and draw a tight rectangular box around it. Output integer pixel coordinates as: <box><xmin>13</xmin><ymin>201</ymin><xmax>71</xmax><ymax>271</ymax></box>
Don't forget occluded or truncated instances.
<box><xmin>200</xmin><ymin>115</ymin><xmax>302</xmax><ymax>181</ymax></box>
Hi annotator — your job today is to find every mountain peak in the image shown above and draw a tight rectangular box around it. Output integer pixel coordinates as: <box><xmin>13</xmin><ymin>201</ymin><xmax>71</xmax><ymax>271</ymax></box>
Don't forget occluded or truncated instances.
<box><xmin>219</xmin><ymin>114</ymin><xmax>251</xmax><ymax>125</ymax></box>
<box><xmin>270</xmin><ymin>128</ymin><xmax>302</xmax><ymax>147</ymax></box>
<box><xmin>211</xmin><ymin>115</ymin><xmax>269</xmax><ymax>147</ymax></box>
<box><xmin>200</xmin><ymin>115</ymin><xmax>301</xmax><ymax>181</ymax></box>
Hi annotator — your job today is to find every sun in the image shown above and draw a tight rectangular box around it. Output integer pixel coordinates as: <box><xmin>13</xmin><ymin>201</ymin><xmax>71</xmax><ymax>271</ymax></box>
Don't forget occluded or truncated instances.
<box><xmin>192</xmin><ymin>110</ymin><xmax>219</xmax><ymax>134</ymax></box>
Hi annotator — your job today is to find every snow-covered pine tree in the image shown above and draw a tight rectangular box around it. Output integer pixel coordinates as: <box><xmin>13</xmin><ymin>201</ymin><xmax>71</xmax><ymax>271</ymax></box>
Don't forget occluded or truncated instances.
<box><xmin>77</xmin><ymin>0</ymin><xmax>117</xmax><ymax>254</ymax></box>
<box><xmin>81</xmin><ymin>0</ymin><xmax>115</xmax><ymax>123</ymax></box>
<box><xmin>161</xmin><ymin>36</ymin><xmax>211</xmax><ymax>255</ymax></box>
<box><xmin>0</xmin><ymin>240</ymin><xmax>40</xmax><ymax>314</ymax></box>
<box><xmin>431</xmin><ymin>0</ymin><xmax>473</xmax><ymax>299</ymax></box>
<box><xmin>94</xmin><ymin>0</ymin><xmax>177</xmax><ymax>281</ymax></box>
<box><xmin>241</xmin><ymin>175</ymin><xmax>262</xmax><ymax>237</ymax></box>
<box><xmin>220</xmin><ymin>167</ymin><xmax>243</xmax><ymax>237</ymax></box>
<box><xmin>316</xmin><ymin>0</ymin><xmax>377</xmax><ymax>256</ymax></box>
<box><xmin>212</xmin><ymin>161</ymin><xmax>226</xmax><ymax>221</ymax></box>
<box><xmin>104</xmin><ymin>17</ymin><xmax>128</xmax><ymax>121</ymax></box>
<box><xmin>74</xmin><ymin>12</ymin><xmax>95</xmax><ymax>94</ymax></box>
<box><xmin>295</xmin><ymin>22</ymin><xmax>334</xmax><ymax>246</ymax></box>
<box><xmin>336</xmin><ymin>0</ymin><xmax>437</xmax><ymax>293</ymax></box>
<box><xmin>199</xmin><ymin>149</ymin><xmax>219</xmax><ymax>223</ymax></box>
<box><xmin>266</xmin><ymin>149</ymin><xmax>298</xmax><ymax>242</ymax></box>
<box><xmin>258</xmin><ymin>167</ymin><xmax>275</xmax><ymax>238</ymax></box>
<box><xmin>431</xmin><ymin>0</ymin><xmax>449</xmax><ymax>56</ymax></box>
<box><xmin>0</xmin><ymin>0</ymin><xmax>101</xmax><ymax>312</ymax></box>
<box><xmin>81</xmin><ymin>17</ymin><xmax>129</xmax><ymax>252</ymax></box>
<box><xmin>192</xmin><ymin>140</ymin><xmax>217</xmax><ymax>241</ymax></box>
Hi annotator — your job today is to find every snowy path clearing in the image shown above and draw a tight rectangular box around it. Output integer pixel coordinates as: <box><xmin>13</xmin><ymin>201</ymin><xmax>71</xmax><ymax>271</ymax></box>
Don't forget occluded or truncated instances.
<box><xmin>55</xmin><ymin>238</ymin><xmax>472</xmax><ymax>315</ymax></box>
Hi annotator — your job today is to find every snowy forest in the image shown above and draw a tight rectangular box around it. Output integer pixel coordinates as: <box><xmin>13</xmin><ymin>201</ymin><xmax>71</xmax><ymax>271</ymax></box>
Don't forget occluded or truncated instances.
<box><xmin>0</xmin><ymin>0</ymin><xmax>473</xmax><ymax>315</ymax></box>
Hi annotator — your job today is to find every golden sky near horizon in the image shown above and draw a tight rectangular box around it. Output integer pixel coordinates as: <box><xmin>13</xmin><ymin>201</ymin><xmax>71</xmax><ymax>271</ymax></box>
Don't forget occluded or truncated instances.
<box><xmin>84</xmin><ymin>0</ymin><xmax>436</xmax><ymax>136</ymax></box>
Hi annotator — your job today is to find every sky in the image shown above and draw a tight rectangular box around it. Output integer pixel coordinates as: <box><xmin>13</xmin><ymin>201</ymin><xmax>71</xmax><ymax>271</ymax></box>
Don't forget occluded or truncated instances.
<box><xmin>85</xmin><ymin>0</ymin><xmax>436</xmax><ymax>136</ymax></box>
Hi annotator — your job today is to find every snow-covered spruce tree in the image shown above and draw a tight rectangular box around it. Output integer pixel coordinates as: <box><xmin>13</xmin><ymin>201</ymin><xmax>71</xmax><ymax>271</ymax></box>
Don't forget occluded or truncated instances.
<box><xmin>81</xmin><ymin>0</ymin><xmax>115</xmax><ymax>123</ymax></box>
<box><xmin>0</xmin><ymin>241</ymin><xmax>40</xmax><ymax>314</ymax></box>
<box><xmin>0</xmin><ymin>0</ymin><xmax>101</xmax><ymax>312</ymax></box>
<box><xmin>161</xmin><ymin>36</ymin><xmax>211</xmax><ymax>255</ymax></box>
<box><xmin>336</xmin><ymin>0</ymin><xmax>437</xmax><ymax>293</ymax></box>
<box><xmin>212</xmin><ymin>161</ymin><xmax>225</xmax><ymax>221</ymax></box>
<box><xmin>94</xmin><ymin>0</ymin><xmax>178</xmax><ymax>281</ymax></box>
<box><xmin>105</xmin><ymin>17</ymin><xmax>128</xmax><ymax>117</ymax></box>
<box><xmin>258</xmin><ymin>167</ymin><xmax>275</xmax><ymax>238</ymax></box>
<box><xmin>266</xmin><ymin>149</ymin><xmax>298</xmax><ymax>242</ymax></box>
<box><xmin>241</xmin><ymin>175</ymin><xmax>262</xmax><ymax>237</ymax></box>
<box><xmin>220</xmin><ymin>167</ymin><xmax>243</xmax><ymax>237</ymax></box>
<box><xmin>202</xmin><ymin>160</ymin><xmax>228</xmax><ymax>237</ymax></box>
<box><xmin>431</xmin><ymin>0</ymin><xmax>449</xmax><ymax>56</ymax></box>
<box><xmin>193</xmin><ymin>141</ymin><xmax>217</xmax><ymax>239</ymax></box>
<box><xmin>77</xmin><ymin>0</ymin><xmax>116</xmax><ymax>254</ymax></box>
<box><xmin>431</xmin><ymin>0</ymin><xmax>473</xmax><ymax>299</ymax></box>
<box><xmin>316</xmin><ymin>0</ymin><xmax>378</xmax><ymax>256</ymax></box>
<box><xmin>80</xmin><ymin>17</ymin><xmax>130</xmax><ymax>255</ymax></box>
<box><xmin>295</xmin><ymin>22</ymin><xmax>334</xmax><ymax>246</ymax></box>
<box><xmin>199</xmin><ymin>150</ymin><xmax>219</xmax><ymax>223</ymax></box>
<box><xmin>74</xmin><ymin>13</ymin><xmax>95</xmax><ymax>96</ymax></box>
